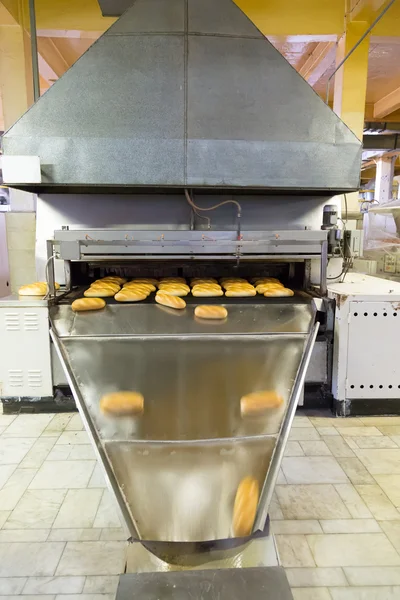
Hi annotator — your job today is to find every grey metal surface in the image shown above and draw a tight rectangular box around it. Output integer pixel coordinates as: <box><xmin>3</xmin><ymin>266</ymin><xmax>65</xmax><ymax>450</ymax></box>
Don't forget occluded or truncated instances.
<box><xmin>3</xmin><ymin>0</ymin><xmax>361</xmax><ymax>192</ymax></box>
<box><xmin>50</xmin><ymin>302</ymin><xmax>315</xmax><ymax>338</ymax></box>
<box><xmin>125</xmin><ymin>535</ymin><xmax>279</xmax><ymax>571</ymax></box>
<box><xmin>97</xmin><ymin>0</ymin><xmax>131</xmax><ymax>16</ymax></box>
<box><xmin>117</xmin><ymin>568</ymin><xmax>293</xmax><ymax>600</ymax></box>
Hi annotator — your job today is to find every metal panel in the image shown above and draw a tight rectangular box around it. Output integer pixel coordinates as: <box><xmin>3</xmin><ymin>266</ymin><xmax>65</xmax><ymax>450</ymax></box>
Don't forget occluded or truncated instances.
<box><xmin>188</xmin><ymin>0</ymin><xmax>263</xmax><ymax>37</ymax></box>
<box><xmin>108</xmin><ymin>0</ymin><xmax>185</xmax><ymax>34</ymax></box>
<box><xmin>3</xmin><ymin>0</ymin><xmax>361</xmax><ymax>192</ymax></box>
<box><xmin>346</xmin><ymin>301</ymin><xmax>400</xmax><ymax>399</ymax></box>
<box><xmin>97</xmin><ymin>0</ymin><xmax>132</xmax><ymax>16</ymax></box>
<box><xmin>117</xmin><ymin>568</ymin><xmax>293</xmax><ymax>600</ymax></box>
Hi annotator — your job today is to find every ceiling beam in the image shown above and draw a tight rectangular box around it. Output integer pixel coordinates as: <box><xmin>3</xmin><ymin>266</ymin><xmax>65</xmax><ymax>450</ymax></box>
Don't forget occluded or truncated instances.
<box><xmin>298</xmin><ymin>41</ymin><xmax>336</xmax><ymax>86</ymax></box>
<box><xmin>37</xmin><ymin>36</ymin><xmax>71</xmax><ymax>78</ymax></box>
<box><xmin>374</xmin><ymin>86</ymin><xmax>400</xmax><ymax>119</ymax></box>
<box><xmin>348</xmin><ymin>0</ymin><xmax>392</xmax><ymax>22</ymax></box>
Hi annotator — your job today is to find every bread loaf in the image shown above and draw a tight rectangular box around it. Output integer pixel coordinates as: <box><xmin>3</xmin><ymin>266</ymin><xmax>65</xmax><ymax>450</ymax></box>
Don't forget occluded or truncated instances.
<box><xmin>159</xmin><ymin>282</ymin><xmax>190</xmax><ymax>291</ymax></box>
<box><xmin>256</xmin><ymin>283</ymin><xmax>284</xmax><ymax>294</ymax></box>
<box><xmin>155</xmin><ymin>292</ymin><xmax>186</xmax><ymax>309</ymax></box>
<box><xmin>19</xmin><ymin>282</ymin><xmax>48</xmax><ymax>296</ymax></box>
<box><xmin>123</xmin><ymin>282</ymin><xmax>155</xmax><ymax>293</ymax></box>
<box><xmin>71</xmin><ymin>298</ymin><xmax>106</xmax><ymax>312</ymax></box>
<box><xmin>90</xmin><ymin>282</ymin><xmax>120</xmax><ymax>292</ymax></box>
<box><xmin>84</xmin><ymin>287</ymin><xmax>116</xmax><ymax>298</ymax></box>
<box><xmin>192</xmin><ymin>287</ymin><xmax>224</xmax><ymax>297</ymax></box>
<box><xmin>114</xmin><ymin>289</ymin><xmax>148</xmax><ymax>302</ymax></box>
<box><xmin>194</xmin><ymin>305</ymin><xmax>228</xmax><ymax>319</ymax></box>
<box><xmin>192</xmin><ymin>283</ymin><xmax>221</xmax><ymax>290</ymax></box>
<box><xmin>263</xmin><ymin>288</ymin><xmax>294</xmax><ymax>297</ymax></box>
<box><xmin>240</xmin><ymin>390</ymin><xmax>284</xmax><ymax>416</ymax></box>
<box><xmin>129</xmin><ymin>278</ymin><xmax>158</xmax><ymax>286</ymax></box>
<box><xmin>190</xmin><ymin>278</ymin><xmax>218</xmax><ymax>286</ymax></box>
<box><xmin>232</xmin><ymin>476</ymin><xmax>259</xmax><ymax>537</ymax></box>
<box><xmin>225</xmin><ymin>289</ymin><xmax>256</xmax><ymax>297</ymax></box>
<box><xmin>100</xmin><ymin>391</ymin><xmax>144</xmax><ymax>416</ymax></box>
<box><xmin>252</xmin><ymin>277</ymin><xmax>280</xmax><ymax>285</ymax></box>
<box><xmin>100</xmin><ymin>276</ymin><xmax>127</xmax><ymax>284</ymax></box>
<box><xmin>159</xmin><ymin>277</ymin><xmax>187</xmax><ymax>284</ymax></box>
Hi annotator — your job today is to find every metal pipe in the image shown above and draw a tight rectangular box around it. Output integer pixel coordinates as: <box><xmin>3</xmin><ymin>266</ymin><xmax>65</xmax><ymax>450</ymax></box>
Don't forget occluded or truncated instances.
<box><xmin>325</xmin><ymin>0</ymin><xmax>398</xmax><ymax>104</ymax></box>
<box><xmin>320</xmin><ymin>240</ymin><xmax>328</xmax><ymax>296</ymax></box>
<box><xmin>29</xmin><ymin>0</ymin><xmax>40</xmax><ymax>102</ymax></box>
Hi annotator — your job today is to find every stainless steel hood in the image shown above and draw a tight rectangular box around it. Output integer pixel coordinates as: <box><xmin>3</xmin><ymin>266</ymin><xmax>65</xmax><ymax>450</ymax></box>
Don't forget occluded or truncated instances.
<box><xmin>2</xmin><ymin>0</ymin><xmax>362</xmax><ymax>193</ymax></box>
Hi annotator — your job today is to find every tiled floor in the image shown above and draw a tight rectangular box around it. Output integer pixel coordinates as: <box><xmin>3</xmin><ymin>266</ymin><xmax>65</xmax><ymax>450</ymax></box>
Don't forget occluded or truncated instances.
<box><xmin>1</xmin><ymin>412</ymin><xmax>400</xmax><ymax>599</ymax></box>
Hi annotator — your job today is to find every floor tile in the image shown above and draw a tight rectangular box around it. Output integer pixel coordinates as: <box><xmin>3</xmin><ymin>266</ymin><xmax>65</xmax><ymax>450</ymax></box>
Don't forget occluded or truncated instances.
<box><xmin>276</xmin><ymin>484</ymin><xmax>350</xmax><ymax>520</ymax></box>
<box><xmin>0</xmin><ymin>438</ymin><xmax>36</xmax><ymax>465</ymax></box>
<box><xmin>0</xmin><ymin>415</ymin><xmax>17</xmax><ymax>427</ymax></box>
<box><xmin>99</xmin><ymin>528</ymin><xmax>128</xmax><ymax>541</ymax></box>
<box><xmin>379</xmin><ymin>521</ymin><xmax>400</xmax><ymax>552</ymax></box>
<box><xmin>286</xmin><ymin>567</ymin><xmax>347</xmax><ymax>588</ymax></box>
<box><xmin>2</xmin><ymin>415</ymin><xmax>54</xmax><ymax>438</ymax></box>
<box><xmin>0</xmin><ymin>530</ymin><xmax>49</xmax><ymax>542</ymax></box>
<box><xmin>334</xmin><ymin>484</ymin><xmax>372</xmax><ymax>519</ymax></box>
<box><xmin>323</xmin><ymin>437</ymin><xmax>355</xmax><ymax>458</ymax></box>
<box><xmin>377</xmin><ymin>426</ymin><xmax>400</xmax><ymax>436</ymax></box>
<box><xmin>284</xmin><ymin>442</ymin><xmax>304</xmax><ymax>457</ymax></box>
<box><xmin>344</xmin><ymin>566</ymin><xmax>400</xmax><ymax>586</ymax></box>
<box><xmin>53</xmin><ymin>489</ymin><xmax>103</xmax><ymax>529</ymax></box>
<box><xmin>42</xmin><ymin>414</ymin><xmax>74</xmax><ymax>436</ymax></box>
<box><xmin>0</xmin><ymin>542</ymin><xmax>65</xmax><ymax>576</ymax></box>
<box><xmin>336</xmin><ymin>458</ymin><xmax>374</xmax><ymax>484</ymax></box>
<box><xmin>277</xmin><ymin>469</ymin><xmax>287</xmax><ymax>484</ymax></box>
<box><xmin>359</xmin><ymin>417</ymin><xmax>400</xmax><ymax>426</ymax></box>
<box><xmin>23</xmin><ymin>576</ymin><xmax>85</xmax><ymax>594</ymax></box>
<box><xmin>292</xmin><ymin>589</ymin><xmax>331</xmax><ymax>600</ymax></box>
<box><xmin>306</xmin><ymin>533</ymin><xmax>400</xmax><ymax>567</ymax></box>
<box><xmin>355</xmin><ymin>484</ymin><xmax>400</xmax><ymax>520</ymax></box>
<box><xmin>316</xmin><ymin>427</ymin><xmax>340</xmax><ymax>436</ymax></box>
<box><xmin>282</xmin><ymin>457</ymin><xmax>348</xmax><ymax>484</ymax></box>
<box><xmin>4</xmin><ymin>489</ymin><xmax>66</xmax><ymax>529</ymax></box>
<box><xmin>48</xmin><ymin>529</ymin><xmax>102</xmax><ymax>542</ymax></box>
<box><xmin>299</xmin><ymin>441</ymin><xmax>332</xmax><ymax>456</ymax></box>
<box><xmin>47</xmin><ymin>445</ymin><xmax>96</xmax><ymax>462</ymax></box>
<box><xmin>310</xmin><ymin>418</ymin><xmax>363</xmax><ymax>428</ymax></box>
<box><xmin>19</xmin><ymin>437</ymin><xmax>59</xmax><ymax>469</ymax></box>
<box><xmin>0</xmin><ymin>511</ymin><xmax>11</xmax><ymax>528</ymax></box>
<box><xmin>352</xmin><ymin>437</ymin><xmax>398</xmax><ymax>449</ymax></box>
<box><xmin>289</xmin><ymin>428</ymin><xmax>320</xmax><ymax>441</ymax></box>
<box><xmin>329</xmin><ymin>587</ymin><xmax>400</xmax><ymax>600</ymax></box>
<box><xmin>87</xmin><ymin>465</ymin><xmax>107</xmax><ymax>489</ymax></box>
<box><xmin>0</xmin><ymin>469</ymin><xmax>37</xmax><ymax>510</ymax></box>
<box><xmin>293</xmin><ymin>417</ymin><xmax>313</xmax><ymax>427</ymax></box>
<box><xmin>338</xmin><ymin>427</ymin><xmax>382</xmax><ymax>438</ymax></box>
<box><xmin>391</xmin><ymin>436</ymin><xmax>400</xmax><ymax>448</ymax></box>
<box><xmin>65</xmin><ymin>414</ymin><xmax>84</xmax><ymax>431</ymax></box>
<box><xmin>271</xmin><ymin>520</ymin><xmax>323</xmax><ymax>534</ymax></box>
<box><xmin>319</xmin><ymin>519</ymin><xmax>381</xmax><ymax>533</ymax></box>
<box><xmin>29</xmin><ymin>461</ymin><xmax>96</xmax><ymax>489</ymax></box>
<box><xmin>93</xmin><ymin>490</ymin><xmax>122</xmax><ymax>529</ymax></box>
<box><xmin>83</xmin><ymin>576</ymin><xmax>119</xmax><ymax>594</ymax></box>
<box><xmin>0</xmin><ymin>595</ymin><xmax>56</xmax><ymax>600</ymax></box>
<box><xmin>55</xmin><ymin>595</ymin><xmax>115</xmax><ymax>600</ymax></box>
<box><xmin>0</xmin><ymin>578</ymin><xmax>27</xmax><ymax>594</ymax></box>
<box><xmin>269</xmin><ymin>493</ymin><xmax>284</xmax><ymax>520</ymax></box>
<box><xmin>374</xmin><ymin>475</ymin><xmax>400</xmax><ymax>507</ymax></box>
<box><xmin>56</xmin><ymin>431</ymin><xmax>90</xmax><ymax>446</ymax></box>
<box><xmin>275</xmin><ymin>535</ymin><xmax>315</xmax><ymax>567</ymax></box>
<box><xmin>56</xmin><ymin>541</ymin><xmax>126</xmax><ymax>576</ymax></box>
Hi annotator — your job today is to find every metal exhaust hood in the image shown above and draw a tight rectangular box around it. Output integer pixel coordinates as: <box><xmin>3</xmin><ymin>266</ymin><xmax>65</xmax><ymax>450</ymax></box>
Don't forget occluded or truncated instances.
<box><xmin>2</xmin><ymin>0</ymin><xmax>362</xmax><ymax>194</ymax></box>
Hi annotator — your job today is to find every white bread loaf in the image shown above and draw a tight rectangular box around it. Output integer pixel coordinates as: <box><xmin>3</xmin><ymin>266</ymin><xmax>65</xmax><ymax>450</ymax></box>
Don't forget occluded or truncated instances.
<box><xmin>19</xmin><ymin>283</ymin><xmax>48</xmax><ymax>296</ymax></box>
<box><xmin>155</xmin><ymin>292</ymin><xmax>186</xmax><ymax>309</ymax></box>
<box><xmin>71</xmin><ymin>298</ymin><xmax>106</xmax><ymax>312</ymax></box>
<box><xmin>84</xmin><ymin>287</ymin><xmax>116</xmax><ymax>298</ymax></box>
<box><xmin>240</xmin><ymin>390</ymin><xmax>284</xmax><ymax>416</ymax></box>
<box><xmin>100</xmin><ymin>391</ymin><xmax>144</xmax><ymax>416</ymax></box>
<box><xmin>256</xmin><ymin>283</ymin><xmax>284</xmax><ymax>294</ymax></box>
<box><xmin>225</xmin><ymin>289</ymin><xmax>256</xmax><ymax>297</ymax></box>
<box><xmin>232</xmin><ymin>476</ymin><xmax>259</xmax><ymax>537</ymax></box>
<box><xmin>114</xmin><ymin>289</ymin><xmax>148</xmax><ymax>302</ymax></box>
<box><xmin>263</xmin><ymin>288</ymin><xmax>294</xmax><ymax>297</ymax></box>
<box><xmin>90</xmin><ymin>282</ymin><xmax>120</xmax><ymax>292</ymax></box>
<box><xmin>192</xmin><ymin>287</ymin><xmax>224</xmax><ymax>297</ymax></box>
<box><xmin>194</xmin><ymin>305</ymin><xmax>228</xmax><ymax>319</ymax></box>
<box><xmin>123</xmin><ymin>283</ymin><xmax>155</xmax><ymax>293</ymax></box>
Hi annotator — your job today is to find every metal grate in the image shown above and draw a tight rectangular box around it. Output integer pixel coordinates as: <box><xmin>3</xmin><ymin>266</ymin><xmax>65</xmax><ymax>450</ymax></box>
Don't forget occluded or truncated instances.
<box><xmin>4</xmin><ymin>313</ymin><xmax>20</xmax><ymax>331</ymax></box>
<box><xmin>8</xmin><ymin>370</ymin><xmax>23</xmax><ymax>387</ymax></box>
<box><xmin>24</xmin><ymin>312</ymin><xmax>40</xmax><ymax>331</ymax></box>
<box><xmin>27</xmin><ymin>370</ymin><xmax>42</xmax><ymax>388</ymax></box>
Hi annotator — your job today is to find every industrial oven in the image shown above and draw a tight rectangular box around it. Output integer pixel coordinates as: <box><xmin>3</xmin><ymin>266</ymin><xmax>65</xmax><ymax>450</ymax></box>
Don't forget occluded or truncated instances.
<box><xmin>0</xmin><ymin>0</ymin><xmax>363</xmax><ymax>597</ymax></box>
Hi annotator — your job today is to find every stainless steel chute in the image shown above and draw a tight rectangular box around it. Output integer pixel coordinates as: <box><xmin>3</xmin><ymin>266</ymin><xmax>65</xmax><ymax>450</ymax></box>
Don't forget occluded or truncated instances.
<box><xmin>50</xmin><ymin>299</ymin><xmax>319</xmax><ymax>547</ymax></box>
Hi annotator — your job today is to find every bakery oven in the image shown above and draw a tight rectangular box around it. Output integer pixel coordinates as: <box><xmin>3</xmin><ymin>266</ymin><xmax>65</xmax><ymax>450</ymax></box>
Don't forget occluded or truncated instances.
<box><xmin>0</xmin><ymin>0</ymin><xmax>362</xmax><ymax>596</ymax></box>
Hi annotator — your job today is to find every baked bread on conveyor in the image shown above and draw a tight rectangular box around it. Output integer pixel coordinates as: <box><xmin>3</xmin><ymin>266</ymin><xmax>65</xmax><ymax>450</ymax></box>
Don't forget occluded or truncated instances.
<box><xmin>115</xmin><ymin>288</ymin><xmax>148</xmax><ymax>302</ymax></box>
<box><xmin>100</xmin><ymin>391</ymin><xmax>144</xmax><ymax>416</ymax></box>
<box><xmin>84</xmin><ymin>287</ymin><xmax>116</xmax><ymax>298</ymax></box>
<box><xmin>71</xmin><ymin>298</ymin><xmax>106</xmax><ymax>312</ymax></box>
<box><xmin>232</xmin><ymin>476</ymin><xmax>259</xmax><ymax>537</ymax></box>
<box><xmin>19</xmin><ymin>282</ymin><xmax>60</xmax><ymax>296</ymax></box>
<box><xmin>155</xmin><ymin>292</ymin><xmax>186</xmax><ymax>309</ymax></box>
<box><xmin>263</xmin><ymin>288</ymin><xmax>294</xmax><ymax>297</ymax></box>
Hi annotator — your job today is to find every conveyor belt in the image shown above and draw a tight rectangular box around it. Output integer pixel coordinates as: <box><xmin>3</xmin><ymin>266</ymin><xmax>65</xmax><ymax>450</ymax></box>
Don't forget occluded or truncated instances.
<box><xmin>50</xmin><ymin>296</ymin><xmax>319</xmax><ymax>551</ymax></box>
